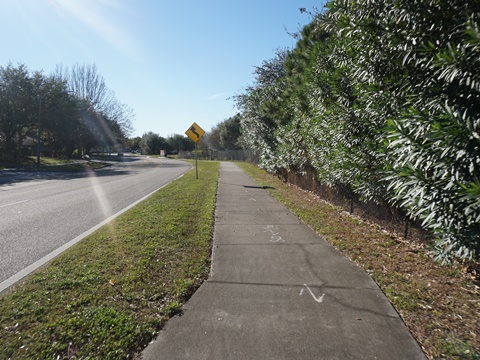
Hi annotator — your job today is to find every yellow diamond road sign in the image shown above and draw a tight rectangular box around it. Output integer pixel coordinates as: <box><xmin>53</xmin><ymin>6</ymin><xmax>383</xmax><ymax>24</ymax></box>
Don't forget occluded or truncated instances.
<box><xmin>185</xmin><ymin>122</ymin><xmax>205</xmax><ymax>143</ymax></box>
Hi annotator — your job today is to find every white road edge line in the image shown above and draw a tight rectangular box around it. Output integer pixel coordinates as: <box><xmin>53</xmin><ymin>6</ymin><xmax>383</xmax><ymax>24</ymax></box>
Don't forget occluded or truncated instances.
<box><xmin>0</xmin><ymin>200</ymin><xmax>29</xmax><ymax>208</ymax></box>
<box><xmin>0</xmin><ymin>171</ymin><xmax>188</xmax><ymax>294</ymax></box>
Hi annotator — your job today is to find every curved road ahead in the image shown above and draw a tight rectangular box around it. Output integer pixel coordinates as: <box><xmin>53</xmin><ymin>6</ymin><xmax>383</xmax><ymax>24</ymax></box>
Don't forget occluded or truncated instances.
<box><xmin>0</xmin><ymin>156</ymin><xmax>191</xmax><ymax>288</ymax></box>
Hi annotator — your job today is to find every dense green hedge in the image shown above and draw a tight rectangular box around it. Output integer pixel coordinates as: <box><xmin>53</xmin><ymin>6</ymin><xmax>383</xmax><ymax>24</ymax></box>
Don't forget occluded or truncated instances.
<box><xmin>236</xmin><ymin>0</ymin><xmax>480</xmax><ymax>262</ymax></box>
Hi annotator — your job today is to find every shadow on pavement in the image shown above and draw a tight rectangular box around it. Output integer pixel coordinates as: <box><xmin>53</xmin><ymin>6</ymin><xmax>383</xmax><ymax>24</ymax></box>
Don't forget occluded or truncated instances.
<box><xmin>0</xmin><ymin>167</ymin><xmax>134</xmax><ymax>187</ymax></box>
<box><xmin>0</xmin><ymin>156</ymin><xmax>190</xmax><ymax>187</ymax></box>
<box><xmin>243</xmin><ymin>185</ymin><xmax>275</xmax><ymax>190</ymax></box>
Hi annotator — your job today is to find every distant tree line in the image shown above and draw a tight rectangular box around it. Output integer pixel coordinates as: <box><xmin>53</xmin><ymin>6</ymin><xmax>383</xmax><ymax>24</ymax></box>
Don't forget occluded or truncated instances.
<box><xmin>131</xmin><ymin>114</ymin><xmax>242</xmax><ymax>157</ymax></box>
<box><xmin>204</xmin><ymin>113</ymin><xmax>242</xmax><ymax>151</ymax></box>
<box><xmin>232</xmin><ymin>0</ymin><xmax>480</xmax><ymax>262</ymax></box>
<box><xmin>0</xmin><ymin>63</ymin><xmax>133</xmax><ymax>161</ymax></box>
<box><xmin>128</xmin><ymin>132</ymin><xmax>195</xmax><ymax>155</ymax></box>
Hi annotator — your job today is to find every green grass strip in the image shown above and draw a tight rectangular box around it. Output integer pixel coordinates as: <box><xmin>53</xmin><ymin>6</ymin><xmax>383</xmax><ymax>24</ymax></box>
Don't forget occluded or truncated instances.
<box><xmin>0</xmin><ymin>160</ymin><xmax>219</xmax><ymax>359</ymax></box>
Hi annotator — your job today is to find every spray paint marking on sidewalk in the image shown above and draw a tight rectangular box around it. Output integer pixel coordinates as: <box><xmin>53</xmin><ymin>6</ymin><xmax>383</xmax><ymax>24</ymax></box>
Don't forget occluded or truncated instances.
<box><xmin>300</xmin><ymin>284</ymin><xmax>325</xmax><ymax>303</ymax></box>
<box><xmin>263</xmin><ymin>225</ymin><xmax>285</xmax><ymax>243</ymax></box>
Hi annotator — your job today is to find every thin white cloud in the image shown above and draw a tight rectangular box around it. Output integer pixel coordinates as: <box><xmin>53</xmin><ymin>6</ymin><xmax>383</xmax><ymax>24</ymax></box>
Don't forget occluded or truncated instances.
<box><xmin>206</xmin><ymin>93</ymin><xmax>225</xmax><ymax>100</ymax></box>
<box><xmin>48</xmin><ymin>0</ymin><xmax>139</xmax><ymax>57</ymax></box>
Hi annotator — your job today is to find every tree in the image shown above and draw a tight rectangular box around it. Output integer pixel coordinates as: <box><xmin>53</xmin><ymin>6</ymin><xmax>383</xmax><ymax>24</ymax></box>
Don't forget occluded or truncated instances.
<box><xmin>102</xmin><ymin>98</ymin><xmax>134</xmax><ymax>143</ymax></box>
<box><xmin>0</xmin><ymin>63</ymin><xmax>38</xmax><ymax>161</ymax></box>
<box><xmin>68</xmin><ymin>63</ymin><xmax>112</xmax><ymax>112</ymax></box>
<box><xmin>166</xmin><ymin>134</ymin><xmax>194</xmax><ymax>153</ymax></box>
<box><xmin>206</xmin><ymin>114</ymin><xmax>242</xmax><ymax>150</ymax></box>
<box><xmin>234</xmin><ymin>50</ymin><xmax>290</xmax><ymax>172</ymax></box>
<box><xmin>140</xmin><ymin>132</ymin><xmax>166</xmax><ymax>155</ymax></box>
<box><xmin>127</xmin><ymin>136</ymin><xmax>141</xmax><ymax>151</ymax></box>
<box><xmin>234</xmin><ymin>1</ymin><xmax>480</xmax><ymax>261</ymax></box>
<box><xmin>326</xmin><ymin>0</ymin><xmax>480</xmax><ymax>260</ymax></box>
<box><xmin>38</xmin><ymin>74</ymin><xmax>78</xmax><ymax>157</ymax></box>
<box><xmin>0</xmin><ymin>62</ymin><xmax>135</xmax><ymax>160</ymax></box>
<box><xmin>59</xmin><ymin>63</ymin><xmax>134</xmax><ymax>152</ymax></box>
<box><xmin>381</xmin><ymin>10</ymin><xmax>480</xmax><ymax>261</ymax></box>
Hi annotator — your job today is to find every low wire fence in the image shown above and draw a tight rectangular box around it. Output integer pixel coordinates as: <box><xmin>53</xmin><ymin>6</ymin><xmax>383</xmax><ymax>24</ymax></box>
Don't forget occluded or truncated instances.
<box><xmin>178</xmin><ymin>149</ymin><xmax>259</xmax><ymax>164</ymax></box>
<box><xmin>178</xmin><ymin>148</ymin><xmax>426</xmax><ymax>240</ymax></box>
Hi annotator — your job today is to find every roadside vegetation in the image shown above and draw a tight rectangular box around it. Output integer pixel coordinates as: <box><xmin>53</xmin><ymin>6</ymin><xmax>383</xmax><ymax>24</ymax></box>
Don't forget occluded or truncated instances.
<box><xmin>0</xmin><ymin>156</ymin><xmax>109</xmax><ymax>171</ymax></box>
<box><xmin>233</xmin><ymin>0</ymin><xmax>480</xmax><ymax>263</ymax></box>
<box><xmin>0</xmin><ymin>63</ymin><xmax>134</xmax><ymax>162</ymax></box>
<box><xmin>0</xmin><ymin>161</ymin><xmax>219</xmax><ymax>359</ymax></box>
<box><xmin>238</xmin><ymin>162</ymin><xmax>479</xmax><ymax>360</ymax></box>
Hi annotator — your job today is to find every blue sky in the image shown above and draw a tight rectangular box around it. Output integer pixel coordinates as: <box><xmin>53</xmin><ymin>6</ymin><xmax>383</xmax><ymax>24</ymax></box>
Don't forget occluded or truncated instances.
<box><xmin>1</xmin><ymin>0</ymin><xmax>323</xmax><ymax>137</ymax></box>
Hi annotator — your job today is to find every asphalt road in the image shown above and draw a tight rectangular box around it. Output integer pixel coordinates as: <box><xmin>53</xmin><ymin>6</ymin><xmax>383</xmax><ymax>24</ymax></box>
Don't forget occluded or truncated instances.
<box><xmin>0</xmin><ymin>156</ymin><xmax>191</xmax><ymax>288</ymax></box>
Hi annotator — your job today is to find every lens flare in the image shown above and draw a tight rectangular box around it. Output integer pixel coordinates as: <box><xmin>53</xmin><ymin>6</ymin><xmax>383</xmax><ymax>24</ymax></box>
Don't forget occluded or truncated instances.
<box><xmin>85</xmin><ymin>167</ymin><xmax>113</xmax><ymax>222</ymax></box>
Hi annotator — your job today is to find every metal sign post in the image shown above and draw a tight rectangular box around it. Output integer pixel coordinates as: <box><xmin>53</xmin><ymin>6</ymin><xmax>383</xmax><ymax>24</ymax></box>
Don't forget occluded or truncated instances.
<box><xmin>195</xmin><ymin>141</ymin><xmax>198</xmax><ymax>179</ymax></box>
<box><xmin>185</xmin><ymin>122</ymin><xmax>205</xmax><ymax>179</ymax></box>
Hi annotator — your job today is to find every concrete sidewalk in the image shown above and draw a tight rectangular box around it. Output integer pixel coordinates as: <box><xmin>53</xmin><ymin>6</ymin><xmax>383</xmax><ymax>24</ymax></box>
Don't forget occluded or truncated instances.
<box><xmin>141</xmin><ymin>162</ymin><xmax>426</xmax><ymax>359</ymax></box>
